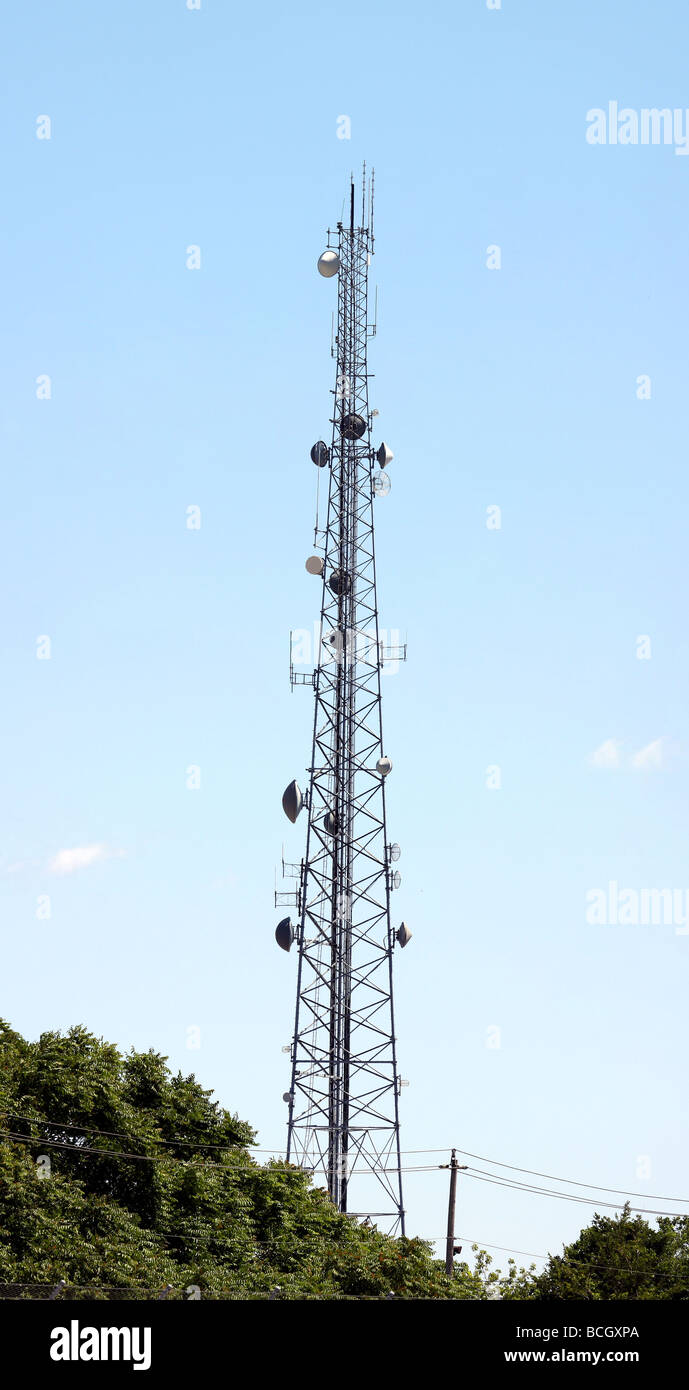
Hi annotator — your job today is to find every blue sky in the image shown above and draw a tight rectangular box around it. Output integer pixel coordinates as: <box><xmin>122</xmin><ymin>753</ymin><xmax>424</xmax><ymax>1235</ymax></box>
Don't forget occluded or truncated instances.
<box><xmin>2</xmin><ymin>0</ymin><xmax>689</xmax><ymax>1271</ymax></box>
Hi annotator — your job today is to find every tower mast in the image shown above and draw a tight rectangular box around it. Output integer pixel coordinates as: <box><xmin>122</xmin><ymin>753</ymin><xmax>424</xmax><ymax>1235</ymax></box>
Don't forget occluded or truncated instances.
<box><xmin>276</xmin><ymin>171</ymin><xmax>409</xmax><ymax>1235</ymax></box>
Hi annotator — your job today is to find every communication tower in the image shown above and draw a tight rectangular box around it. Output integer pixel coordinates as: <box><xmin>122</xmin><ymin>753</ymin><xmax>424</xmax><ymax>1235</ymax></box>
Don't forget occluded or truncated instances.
<box><xmin>275</xmin><ymin>169</ymin><xmax>410</xmax><ymax>1235</ymax></box>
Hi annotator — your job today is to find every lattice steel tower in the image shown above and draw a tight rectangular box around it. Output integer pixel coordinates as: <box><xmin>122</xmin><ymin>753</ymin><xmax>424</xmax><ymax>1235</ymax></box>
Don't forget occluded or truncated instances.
<box><xmin>275</xmin><ymin>170</ymin><xmax>410</xmax><ymax>1236</ymax></box>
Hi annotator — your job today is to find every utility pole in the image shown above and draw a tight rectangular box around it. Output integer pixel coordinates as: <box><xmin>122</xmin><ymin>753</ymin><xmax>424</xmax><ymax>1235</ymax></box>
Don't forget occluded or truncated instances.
<box><xmin>443</xmin><ymin>1150</ymin><xmax>468</xmax><ymax>1275</ymax></box>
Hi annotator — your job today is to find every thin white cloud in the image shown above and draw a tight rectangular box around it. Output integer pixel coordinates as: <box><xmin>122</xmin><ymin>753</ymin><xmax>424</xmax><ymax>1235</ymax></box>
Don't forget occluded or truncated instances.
<box><xmin>631</xmin><ymin>738</ymin><xmax>665</xmax><ymax>771</ymax></box>
<box><xmin>588</xmin><ymin>739</ymin><xmax>622</xmax><ymax>769</ymax></box>
<box><xmin>48</xmin><ymin>844</ymin><xmax>124</xmax><ymax>875</ymax></box>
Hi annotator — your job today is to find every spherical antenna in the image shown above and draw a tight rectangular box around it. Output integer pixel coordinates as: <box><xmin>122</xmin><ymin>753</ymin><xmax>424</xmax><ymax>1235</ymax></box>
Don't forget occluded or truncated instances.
<box><xmin>282</xmin><ymin>780</ymin><xmax>303</xmax><ymax>824</ymax></box>
<box><xmin>376</xmin><ymin>755</ymin><xmax>392</xmax><ymax>777</ymax></box>
<box><xmin>396</xmin><ymin>922</ymin><xmax>412</xmax><ymax>949</ymax></box>
<box><xmin>275</xmin><ymin>917</ymin><xmax>296</xmax><ymax>952</ymax></box>
<box><xmin>373</xmin><ymin>471</ymin><xmax>391</xmax><ymax>497</ymax></box>
<box><xmin>341</xmin><ymin>413</ymin><xmax>366</xmax><ymax>440</ymax></box>
<box><xmin>310</xmin><ymin>440</ymin><xmax>329</xmax><ymax>467</ymax></box>
<box><xmin>328</xmin><ymin>569</ymin><xmax>352</xmax><ymax>597</ymax></box>
<box><xmin>317</xmin><ymin>250</ymin><xmax>340</xmax><ymax>278</ymax></box>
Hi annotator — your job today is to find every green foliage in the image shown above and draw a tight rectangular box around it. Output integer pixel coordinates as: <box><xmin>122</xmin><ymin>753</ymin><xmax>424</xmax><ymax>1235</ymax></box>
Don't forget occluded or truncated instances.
<box><xmin>6</xmin><ymin>1020</ymin><xmax>683</xmax><ymax>1300</ymax></box>
<box><xmin>493</xmin><ymin>1206</ymin><xmax>689</xmax><ymax>1301</ymax></box>
<box><xmin>0</xmin><ymin>1020</ymin><xmax>480</xmax><ymax>1300</ymax></box>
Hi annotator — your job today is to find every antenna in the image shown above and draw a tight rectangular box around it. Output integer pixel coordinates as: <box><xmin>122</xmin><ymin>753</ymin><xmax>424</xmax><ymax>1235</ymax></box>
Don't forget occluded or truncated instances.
<box><xmin>275</xmin><ymin>167</ymin><xmax>407</xmax><ymax>1235</ymax></box>
<box><xmin>313</xmin><ymin>459</ymin><xmax>321</xmax><ymax>545</ymax></box>
<box><xmin>370</xmin><ymin>283</ymin><xmax>378</xmax><ymax>338</ymax></box>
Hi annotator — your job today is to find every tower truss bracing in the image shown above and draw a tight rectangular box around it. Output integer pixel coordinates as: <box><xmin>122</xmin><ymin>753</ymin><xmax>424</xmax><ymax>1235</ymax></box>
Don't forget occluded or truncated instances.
<box><xmin>275</xmin><ymin>171</ymin><xmax>410</xmax><ymax>1236</ymax></box>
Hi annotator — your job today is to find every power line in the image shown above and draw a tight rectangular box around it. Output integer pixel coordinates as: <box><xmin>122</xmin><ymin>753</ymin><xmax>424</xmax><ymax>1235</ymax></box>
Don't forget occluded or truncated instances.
<box><xmin>3</xmin><ymin>1133</ymin><xmax>686</xmax><ymax>1281</ymax></box>
<box><xmin>6</xmin><ymin>1119</ymin><xmax>689</xmax><ymax>1223</ymax></box>
<box><xmin>0</xmin><ymin>1129</ymin><xmax>434</xmax><ymax>1179</ymax></box>
<box><xmin>35</xmin><ymin>1213</ymin><xmax>684</xmax><ymax>1281</ymax></box>
<box><xmin>2</xmin><ymin>1110</ymin><xmax>331</xmax><ymax>1158</ymax></box>
<box><xmin>364</xmin><ymin>1142</ymin><xmax>689</xmax><ymax>1206</ymax></box>
<box><xmin>454</xmin><ymin>1147</ymin><xmax>689</xmax><ymax>1205</ymax></box>
<box><xmin>0</xmin><ymin>1129</ymin><xmax>305</xmax><ymax>1173</ymax></box>
<box><xmin>425</xmin><ymin>1235</ymin><xmax>686</xmax><ymax>1280</ymax></box>
<box><xmin>1</xmin><ymin>1114</ymin><xmax>442</xmax><ymax>1168</ymax></box>
<box><xmin>4</xmin><ymin>1128</ymin><xmax>689</xmax><ymax>1214</ymax></box>
<box><xmin>461</xmin><ymin>1169</ymin><xmax>688</xmax><ymax>1219</ymax></box>
<box><xmin>0</xmin><ymin>1127</ymin><xmax>446</xmax><ymax>1177</ymax></box>
<box><xmin>1</xmin><ymin>1208</ymin><xmax>682</xmax><ymax>1284</ymax></box>
<box><xmin>1</xmin><ymin>1110</ymin><xmax>252</xmax><ymax>1152</ymax></box>
<box><xmin>8</xmin><ymin>1115</ymin><xmax>689</xmax><ymax>1206</ymax></box>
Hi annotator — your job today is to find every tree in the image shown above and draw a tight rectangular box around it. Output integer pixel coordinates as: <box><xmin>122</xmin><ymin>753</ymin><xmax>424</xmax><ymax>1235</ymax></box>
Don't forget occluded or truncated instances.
<box><xmin>495</xmin><ymin>1207</ymin><xmax>689</xmax><ymax>1301</ymax></box>
<box><xmin>0</xmin><ymin>1020</ymin><xmax>484</xmax><ymax>1300</ymax></box>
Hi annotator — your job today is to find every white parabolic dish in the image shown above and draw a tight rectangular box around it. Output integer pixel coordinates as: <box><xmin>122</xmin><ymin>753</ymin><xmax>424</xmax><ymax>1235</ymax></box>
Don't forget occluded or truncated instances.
<box><xmin>317</xmin><ymin>249</ymin><xmax>340</xmax><ymax>278</ymax></box>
